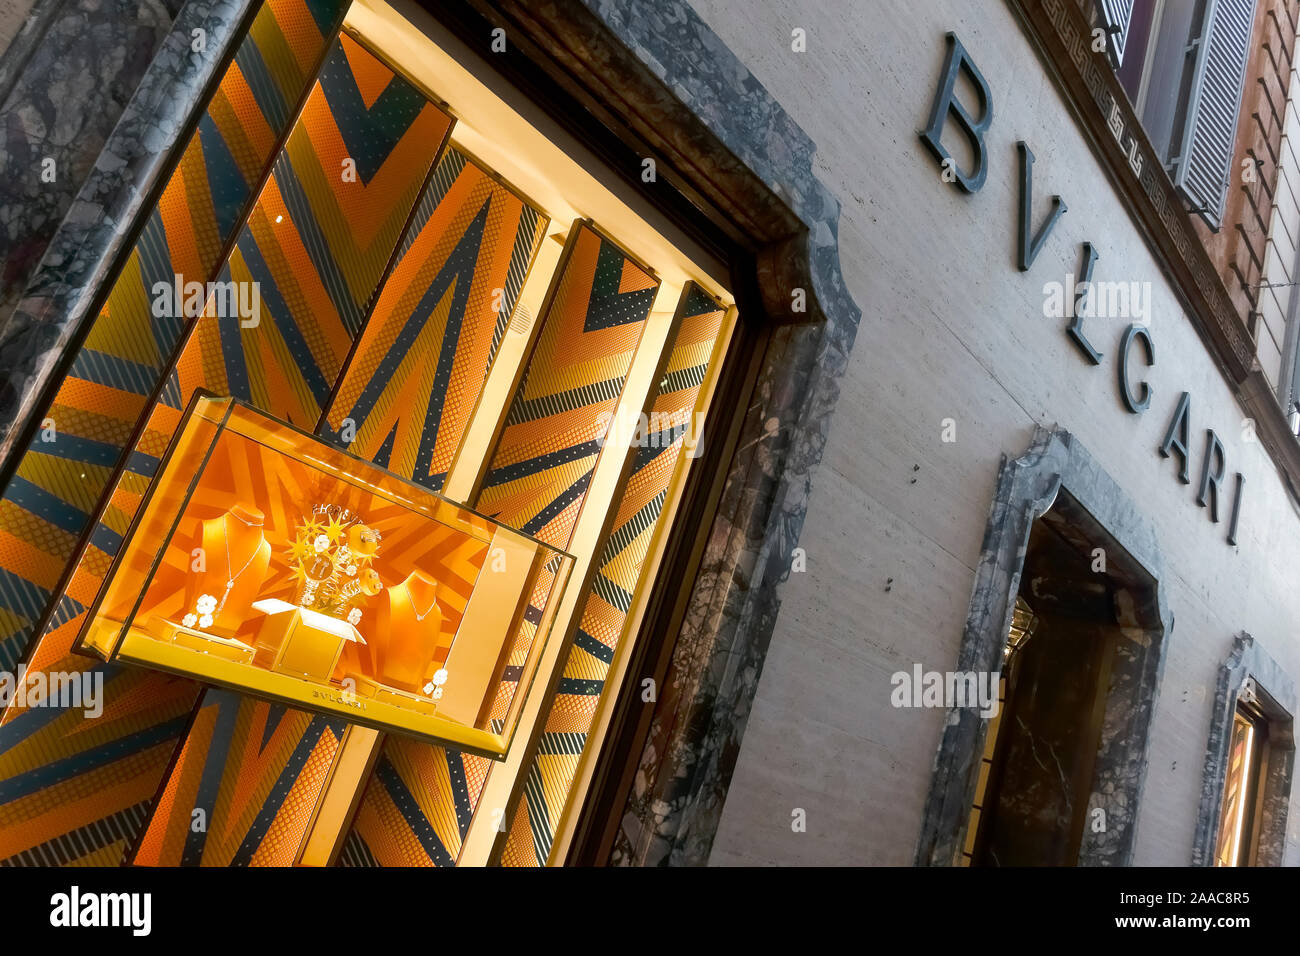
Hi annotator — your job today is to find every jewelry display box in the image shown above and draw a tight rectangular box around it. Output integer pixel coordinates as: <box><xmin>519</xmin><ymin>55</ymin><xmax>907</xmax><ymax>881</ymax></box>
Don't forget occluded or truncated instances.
<box><xmin>74</xmin><ymin>394</ymin><xmax>574</xmax><ymax>758</ymax></box>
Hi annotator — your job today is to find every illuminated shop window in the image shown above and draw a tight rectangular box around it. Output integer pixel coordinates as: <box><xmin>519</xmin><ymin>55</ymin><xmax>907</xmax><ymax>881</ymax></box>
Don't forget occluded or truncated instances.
<box><xmin>1214</xmin><ymin>701</ymin><xmax>1267</xmax><ymax>867</ymax></box>
<box><xmin>19</xmin><ymin>0</ymin><xmax>738</xmax><ymax>868</ymax></box>
<box><xmin>960</xmin><ymin>596</ymin><xmax>1035</xmax><ymax>867</ymax></box>
<box><xmin>1189</xmin><ymin>637</ymin><xmax>1298</xmax><ymax>869</ymax></box>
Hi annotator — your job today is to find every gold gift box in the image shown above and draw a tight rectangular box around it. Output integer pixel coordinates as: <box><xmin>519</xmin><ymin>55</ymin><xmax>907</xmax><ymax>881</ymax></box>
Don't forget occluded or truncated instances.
<box><xmin>251</xmin><ymin>600</ymin><xmax>364</xmax><ymax>684</ymax></box>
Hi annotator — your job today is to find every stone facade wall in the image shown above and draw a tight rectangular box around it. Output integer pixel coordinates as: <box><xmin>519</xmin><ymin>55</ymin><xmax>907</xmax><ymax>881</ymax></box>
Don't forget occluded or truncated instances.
<box><xmin>697</xmin><ymin>0</ymin><xmax>1300</xmax><ymax>867</ymax></box>
<box><xmin>0</xmin><ymin>0</ymin><xmax>39</xmax><ymax>58</ymax></box>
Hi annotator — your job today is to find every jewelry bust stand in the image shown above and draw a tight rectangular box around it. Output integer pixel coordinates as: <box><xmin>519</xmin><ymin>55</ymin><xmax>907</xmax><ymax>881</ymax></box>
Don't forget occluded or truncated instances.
<box><xmin>346</xmin><ymin>571</ymin><xmax>443</xmax><ymax>708</ymax></box>
<box><xmin>149</xmin><ymin>503</ymin><xmax>272</xmax><ymax>661</ymax></box>
<box><xmin>188</xmin><ymin>503</ymin><xmax>272</xmax><ymax>634</ymax></box>
<box><xmin>375</xmin><ymin>570</ymin><xmax>442</xmax><ymax>693</ymax></box>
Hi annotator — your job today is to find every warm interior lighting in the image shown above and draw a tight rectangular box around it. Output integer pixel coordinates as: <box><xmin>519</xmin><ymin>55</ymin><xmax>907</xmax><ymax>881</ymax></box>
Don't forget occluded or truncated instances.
<box><xmin>74</xmin><ymin>396</ymin><xmax>574</xmax><ymax>756</ymax></box>
<box><xmin>961</xmin><ymin>596</ymin><xmax>1036</xmax><ymax>865</ymax></box>
<box><xmin>1004</xmin><ymin>596</ymin><xmax>1037</xmax><ymax>661</ymax></box>
<box><xmin>1214</xmin><ymin>707</ymin><xmax>1261</xmax><ymax>867</ymax></box>
<box><xmin>345</xmin><ymin>0</ymin><xmax>731</xmax><ymax>308</ymax></box>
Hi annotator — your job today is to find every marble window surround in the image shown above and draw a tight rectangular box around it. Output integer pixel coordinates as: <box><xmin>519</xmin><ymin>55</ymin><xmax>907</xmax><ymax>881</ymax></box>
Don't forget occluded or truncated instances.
<box><xmin>914</xmin><ymin>426</ymin><xmax>1175</xmax><ymax>867</ymax></box>
<box><xmin>0</xmin><ymin>0</ymin><xmax>257</xmax><ymax>473</ymax></box>
<box><xmin>1191</xmin><ymin>633</ymin><xmax>1296</xmax><ymax>867</ymax></box>
<box><xmin>0</xmin><ymin>0</ymin><xmax>42</xmax><ymax>65</ymax></box>
<box><xmin>0</xmin><ymin>0</ymin><xmax>186</xmax><ymax>323</ymax></box>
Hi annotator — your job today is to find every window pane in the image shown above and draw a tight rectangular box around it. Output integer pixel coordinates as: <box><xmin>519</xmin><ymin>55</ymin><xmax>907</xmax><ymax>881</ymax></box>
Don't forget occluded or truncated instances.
<box><xmin>1214</xmin><ymin>708</ymin><xmax>1257</xmax><ymax>866</ymax></box>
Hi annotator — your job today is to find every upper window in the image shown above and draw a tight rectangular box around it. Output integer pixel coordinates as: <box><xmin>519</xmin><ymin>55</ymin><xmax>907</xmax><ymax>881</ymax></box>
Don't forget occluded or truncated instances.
<box><xmin>1106</xmin><ymin>0</ymin><xmax>1258</xmax><ymax>228</ymax></box>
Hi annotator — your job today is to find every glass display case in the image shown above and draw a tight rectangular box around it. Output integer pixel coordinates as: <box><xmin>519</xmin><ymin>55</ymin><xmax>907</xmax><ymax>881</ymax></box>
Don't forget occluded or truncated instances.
<box><xmin>75</xmin><ymin>394</ymin><xmax>573</xmax><ymax>758</ymax></box>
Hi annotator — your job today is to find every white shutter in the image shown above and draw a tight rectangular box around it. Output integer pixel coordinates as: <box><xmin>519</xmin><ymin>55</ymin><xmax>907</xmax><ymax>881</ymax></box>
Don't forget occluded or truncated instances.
<box><xmin>1171</xmin><ymin>0</ymin><xmax>1258</xmax><ymax>229</ymax></box>
<box><xmin>1099</xmin><ymin>0</ymin><xmax>1136</xmax><ymax>67</ymax></box>
<box><xmin>1287</xmin><ymin>326</ymin><xmax>1300</xmax><ymax>415</ymax></box>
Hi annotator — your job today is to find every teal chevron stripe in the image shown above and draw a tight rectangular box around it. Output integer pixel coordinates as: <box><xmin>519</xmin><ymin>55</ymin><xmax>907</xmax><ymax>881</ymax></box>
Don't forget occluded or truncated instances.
<box><xmin>317</xmin><ymin>42</ymin><xmax>429</xmax><ymax>184</ymax></box>
<box><xmin>331</xmin><ymin>201</ymin><xmax>489</xmax><ymax>483</ymax></box>
<box><xmin>582</xmin><ymin>238</ymin><xmax>657</xmax><ymax>333</ymax></box>
<box><xmin>228</xmin><ymin>715</ymin><xmax>345</xmax><ymax>866</ymax></box>
<box><xmin>0</xmin><ymin>717</ymin><xmax>189</xmax><ymax>805</ymax></box>
<box><xmin>0</xmin><ymin>0</ymin><xmax>353</xmax><ymax>671</ymax></box>
<box><xmin>197</xmin><ymin>112</ymin><xmax>253</xmax><ymax>241</ymax></box>
<box><xmin>374</xmin><ymin>758</ymin><xmax>455</xmax><ymax>866</ymax></box>
<box><xmin>180</xmin><ymin>691</ymin><xmax>243</xmax><ymax>866</ymax></box>
<box><xmin>0</xmin><ymin>801</ymin><xmax>149</xmax><ymax>867</ymax></box>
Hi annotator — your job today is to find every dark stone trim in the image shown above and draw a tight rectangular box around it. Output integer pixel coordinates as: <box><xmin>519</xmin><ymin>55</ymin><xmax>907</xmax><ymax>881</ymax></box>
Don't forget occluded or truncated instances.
<box><xmin>0</xmin><ymin>0</ymin><xmax>258</xmax><ymax>476</ymax></box>
<box><xmin>0</xmin><ymin>0</ymin><xmax>63</xmax><ymax>106</ymax></box>
<box><xmin>915</xmin><ymin>426</ymin><xmax>1173</xmax><ymax>866</ymax></box>
<box><xmin>463</xmin><ymin>0</ymin><xmax>856</xmax><ymax>323</ymax></box>
<box><xmin>0</xmin><ymin>0</ymin><xmax>188</xmax><ymax>388</ymax></box>
<box><xmin>454</xmin><ymin>0</ymin><xmax>861</xmax><ymax>865</ymax></box>
<box><xmin>1191</xmin><ymin>632</ymin><xmax>1296</xmax><ymax>866</ymax></box>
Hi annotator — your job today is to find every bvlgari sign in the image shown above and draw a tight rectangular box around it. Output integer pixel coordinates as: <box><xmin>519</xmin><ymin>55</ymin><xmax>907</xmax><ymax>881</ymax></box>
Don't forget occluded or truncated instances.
<box><xmin>920</xmin><ymin>32</ymin><xmax>1246</xmax><ymax>547</ymax></box>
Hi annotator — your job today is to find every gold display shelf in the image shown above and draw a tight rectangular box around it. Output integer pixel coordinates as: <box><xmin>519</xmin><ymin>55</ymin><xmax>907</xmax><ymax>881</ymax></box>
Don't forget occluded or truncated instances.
<box><xmin>74</xmin><ymin>393</ymin><xmax>573</xmax><ymax>759</ymax></box>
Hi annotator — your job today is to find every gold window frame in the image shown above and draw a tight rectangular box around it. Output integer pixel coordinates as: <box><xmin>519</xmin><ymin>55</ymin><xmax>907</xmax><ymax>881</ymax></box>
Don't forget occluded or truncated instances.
<box><xmin>1214</xmin><ymin>700</ymin><xmax>1269</xmax><ymax>867</ymax></box>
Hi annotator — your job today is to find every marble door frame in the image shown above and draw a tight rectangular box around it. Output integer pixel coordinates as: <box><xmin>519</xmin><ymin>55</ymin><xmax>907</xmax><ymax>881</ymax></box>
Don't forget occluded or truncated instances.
<box><xmin>914</xmin><ymin>426</ymin><xmax>1174</xmax><ymax>867</ymax></box>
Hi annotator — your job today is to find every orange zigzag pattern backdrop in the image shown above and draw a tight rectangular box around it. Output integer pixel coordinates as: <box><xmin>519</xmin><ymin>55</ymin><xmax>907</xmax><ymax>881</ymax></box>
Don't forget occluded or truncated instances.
<box><xmin>340</xmin><ymin>223</ymin><xmax>661</xmax><ymax>866</ymax></box>
<box><xmin>0</xmin><ymin>28</ymin><xmax>450</xmax><ymax>867</ymax></box>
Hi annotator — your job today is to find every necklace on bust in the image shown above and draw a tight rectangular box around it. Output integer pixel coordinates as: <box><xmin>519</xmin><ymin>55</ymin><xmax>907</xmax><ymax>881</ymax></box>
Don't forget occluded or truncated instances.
<box><xmin>218</xmin><ymin>515</ymin><xmax>263</xmax><ymax>612</ymax></box>
<box><xmin>228</xmin><ymin>506</ymin><xmax>263</xmax><ymax>527</ymax></box>
<box><xmin>404</xmin><ymin>581</ymin><xmax>438</xmax><ymax>621</ymax></box>
<box><xmin>186</xmin><ymin>515</ymin><xmax>265</xmax><ymax>632</ymax></box>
